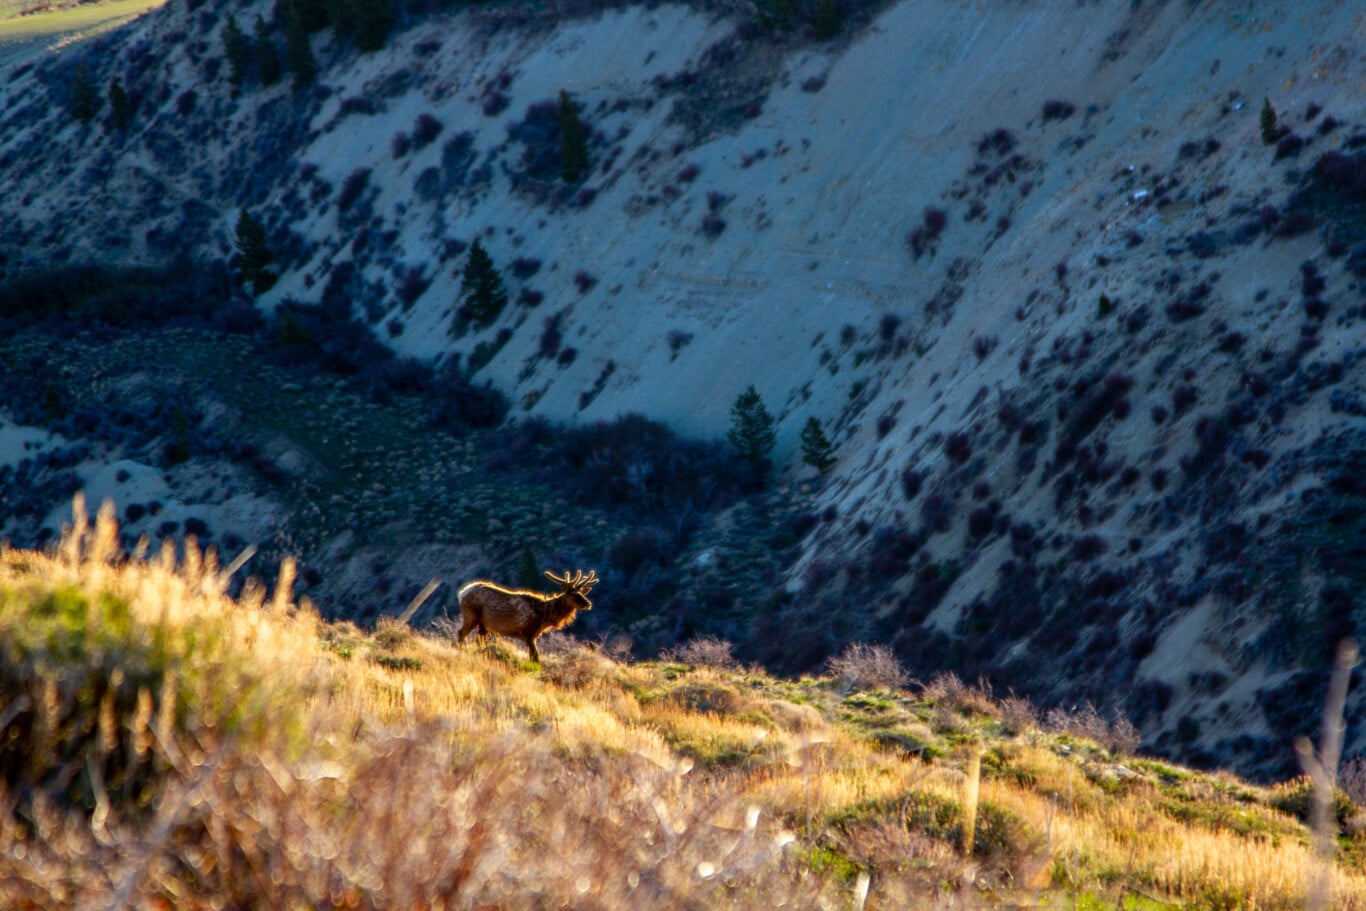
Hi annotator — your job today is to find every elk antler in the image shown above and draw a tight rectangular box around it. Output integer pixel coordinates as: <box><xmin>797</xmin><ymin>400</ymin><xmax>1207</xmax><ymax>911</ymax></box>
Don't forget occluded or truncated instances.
<box><xmin>545</xmin><ymin>569</ymin><xmax>584</xmax><ymax>589</ymax></box>
<box><xmin>544</xmin><ymin>569</ymin><xmax>597</xmax><ymax>593</ymax></box>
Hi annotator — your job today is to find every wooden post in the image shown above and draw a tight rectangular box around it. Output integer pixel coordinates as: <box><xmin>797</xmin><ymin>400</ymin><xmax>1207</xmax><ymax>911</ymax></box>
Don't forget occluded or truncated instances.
<box><xmin>962</xmin><ymin>742</ymin><xmax>982</xmax><ymax>856</ymax></box>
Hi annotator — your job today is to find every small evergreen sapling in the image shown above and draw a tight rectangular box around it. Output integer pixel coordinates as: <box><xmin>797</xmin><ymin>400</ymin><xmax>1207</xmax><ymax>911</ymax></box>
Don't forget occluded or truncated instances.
<box><xmin>287</xmin><ymin>0</ymin><xmax>329</xmax><ymax>32</ymax></box>
<box><xmin>108</xmin><ymin>79</ymin><xmax>132</xmax><ymax>130</ymax></box>
<box><xmin>255</xmin><ymin>16</ymin><xmax>282</xmax><ymax>86</ymax></box>
<box><xmin>350</xmin><ymin>0</ymin><xmax>394</xmax><ymax>52</ymax></box>
<box><xmin>70</xmin><ymin>63</ymin><xmax>99</xmax><ymax>122</ymax></box>
<box><xmin>811</xmin><ymin>0</ymin><xmax>841</xmax><ymax>40</ymax></box>
<box><xmin>285</xmin><ymin>12</ymin><xmax>317</xmax><ymax>87</ymax></box>
<box><xmin>728</xmin><ymin>385</ymin><xmax>777</xmax><ymax>485</ymax></box>
<box><xmin>222</xmin><ymin>13</ymin><xmax>251</xmax><ymax>92</ymax></box>
<box><xmin>558</xmin><ymin>90</ymin><xmax>589</xmax><ymax>183</ymax></box>
<box><xmin>458</xmin><ymin>239</ymin><xmax>508</xmax><ymax>328</ymax></box>
<box><xmin>800</xmin><ymin>416</ymin><xmax>837</xmax><ymax>474</ymax></box>
<box><xmin>1260</xmin><ymin>97</ymin><xmax>1280</xmax><ymax>146</ymax></box>
<box><xmin>234</xmin><ymin>209</ymin><xmax>277</xmax><ymax>295</ymax></box>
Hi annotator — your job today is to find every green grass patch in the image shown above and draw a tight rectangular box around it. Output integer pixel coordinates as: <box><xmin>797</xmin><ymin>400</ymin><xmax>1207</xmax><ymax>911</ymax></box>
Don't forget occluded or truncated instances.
<box><xmin>806</xmin><ymin>845</ymin><xmax>862</xmax><ymax>882</ymax></box>
<box><xmin>372</xmin><ymin>654</ymin><xmax>422</xmax><ymax>671</ymax></box>
<box><xmin>0</xmin><ymin>569</ymin><xmax>293</xmax><ymax>815</ymax></box>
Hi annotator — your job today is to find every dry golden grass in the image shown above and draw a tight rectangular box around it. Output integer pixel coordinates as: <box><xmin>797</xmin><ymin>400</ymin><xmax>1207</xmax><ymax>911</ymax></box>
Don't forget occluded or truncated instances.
<box><xmin>2</xmin><ymin>499</ymin><xmax>1365</xmax><ymax>909</ymax></box>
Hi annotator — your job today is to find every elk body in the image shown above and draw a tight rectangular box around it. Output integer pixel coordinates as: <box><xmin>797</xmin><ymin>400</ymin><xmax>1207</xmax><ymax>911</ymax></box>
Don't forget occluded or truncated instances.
<box><xmin>456</xmin><ymin>569</ymin><xmax>597</xmax><ymax>663</ymax></box>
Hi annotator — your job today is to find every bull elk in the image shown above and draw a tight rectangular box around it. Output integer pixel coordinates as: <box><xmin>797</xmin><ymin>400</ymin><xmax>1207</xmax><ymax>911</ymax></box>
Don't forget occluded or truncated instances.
<box><xmin>456</xmin><ymin>569</ymin><xmax>598</xmax><ymax>663</ymax></box>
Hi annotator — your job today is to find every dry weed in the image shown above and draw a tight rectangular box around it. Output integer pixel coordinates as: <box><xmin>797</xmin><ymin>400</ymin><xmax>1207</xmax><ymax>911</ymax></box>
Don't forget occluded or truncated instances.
<box><xmin>663</xmin><ymin>636</ymin><xmax>743</xmax><ymax>671</ymax></box>
<box><xmin>827</xmin><ymin>642</ymin><xmax>910</xmax><ymax>692</ymax></box>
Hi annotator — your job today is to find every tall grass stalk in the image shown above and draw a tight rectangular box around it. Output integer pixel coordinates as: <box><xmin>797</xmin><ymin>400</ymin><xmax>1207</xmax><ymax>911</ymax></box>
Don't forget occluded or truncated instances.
<box><xmin>1298</xmin><ymin>638</ymin><xmax>1360</xmax><ymax>911</ymax></box>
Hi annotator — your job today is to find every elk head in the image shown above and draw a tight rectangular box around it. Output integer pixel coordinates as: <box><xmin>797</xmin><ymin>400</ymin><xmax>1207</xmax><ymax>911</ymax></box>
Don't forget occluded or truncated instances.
<box><xmin>545</xmin><ymin>569</ymin><xmax>598</xmax><ymax>610</ymax></box>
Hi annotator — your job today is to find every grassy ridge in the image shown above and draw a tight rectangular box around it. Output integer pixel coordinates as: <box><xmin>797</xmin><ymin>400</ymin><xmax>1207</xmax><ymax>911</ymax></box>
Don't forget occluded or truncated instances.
<box><xmin>0</xmin><ymin>0</ymin><xmax>163</xmax><ymax>67</ymax></box>
<box><xmin>1</xmin><ymin>500</ymin><xmax>1364</xmax><ymax>909</ymax></box>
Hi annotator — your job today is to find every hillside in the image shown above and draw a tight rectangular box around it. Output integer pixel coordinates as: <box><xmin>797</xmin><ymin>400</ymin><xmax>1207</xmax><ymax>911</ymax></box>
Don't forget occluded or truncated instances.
<box><xmin>0</xmin><ymin>0</ymin><xmax>1364</xmax><ymax>783</ymax></box>
<box><xmin>2</xmin><ymin>504</ymin><xmax>1365</xmax><ymax>909</ymax></box>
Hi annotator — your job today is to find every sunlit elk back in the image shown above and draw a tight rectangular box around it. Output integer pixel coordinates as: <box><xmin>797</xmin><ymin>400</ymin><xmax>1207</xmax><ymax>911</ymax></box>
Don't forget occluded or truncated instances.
<box><xmin>455</xmin><ymin>569</ymin><xmax>598</xmax><ymax>663</ymax></box>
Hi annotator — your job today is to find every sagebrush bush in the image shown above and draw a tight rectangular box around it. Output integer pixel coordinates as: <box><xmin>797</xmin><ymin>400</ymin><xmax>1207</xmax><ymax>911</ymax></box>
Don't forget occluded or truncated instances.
<box><xmin>337</xmin><ymin>167</ymin><xmax>371</xmax><ymax>211</ymax></box>
<box><xmin>664</xmin><ymin>636</ymin><xmax>743</xmax><ymax>671</ymax></box>
<box><xmin>411</xmin><ymin>112</ymin><xmax>442</xmax><ymax>149</ymax></box>
<box><xmin>1042</xmin><ymin>702</ymin><xmax>1140</xmax><ymax>756</ymax></box>
<box><xmin>827</xmin><ymin>642</ymin><xmax>909</xmax><ymax>692</ymax></box>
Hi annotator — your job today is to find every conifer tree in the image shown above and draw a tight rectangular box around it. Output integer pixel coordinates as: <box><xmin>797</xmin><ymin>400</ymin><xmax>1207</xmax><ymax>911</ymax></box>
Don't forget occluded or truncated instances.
<box><xmin>70</xmin><ymin>62</ymin><xmax>99</xmax><ymax>122</ymax></box>
<box><xmin>234</xmin><ymin>209</ymin><xmax>277</xmax><ymax>295</ymax></box>
<box><xmin>516</xmin><ymin>546</ymin><xmax>540</xmax><ymax>590</ymax></box>
<box><xmin>1260</xmin><ymin>97</ymin><xmax>1280</xmax><ymax>146</ymax></box>
<box><xmin>811</xmin><ymin>0</ymin><xmax>841</xmax><ymax>39</ymax></box>
<box><xmin>800</xmin><ymin>416</ymin><xmax>837</xmax><ymax>474</ymax></box>
<box><xmin>287</xmin><ymin>0</ymin><xmax>330</xmax><ymax>32</ymax></box>
<box><xmin>457</xmin><ymin>239</ymin><xmax>508</xmax><ymax>328</ymax></box>
<box><xmin>223</xmin><ymin>13</ymin><xmax>251</xmax><ymax>92</ymax></box>
<box><xmin>349</xmin><ymin>0</ymin><xmax>393</xmax><ymax>52</ymax></box>
<box><xmin>255</xmin><ymin>16</ymin><xmax>282</xmax><ymax>86</ymax></box>
<box><xmin>728</xmin><ymin>385</ymin><xmax>777</xmax><ymax>484</ymax></box>
<box><xmin>284</xmin><ymin>12</ymin><xmax>317</xmax><ymax>87</ymax></box>
<box><xmin>558</xmin><ymin>90</ymin><xmax>589</xmax><ymax>183</ymax></box>
<box><xmin>108</xmin><ymin>79</ymin><xmax>132</xmax><ymax>130</ymax></box>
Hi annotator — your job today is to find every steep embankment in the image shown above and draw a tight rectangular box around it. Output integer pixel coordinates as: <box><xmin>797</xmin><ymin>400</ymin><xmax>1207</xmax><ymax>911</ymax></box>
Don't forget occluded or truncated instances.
<box><xmin>1</xmin><ymin>0</ymin><xmax>1365</xmax><ymax>778</ymax></box>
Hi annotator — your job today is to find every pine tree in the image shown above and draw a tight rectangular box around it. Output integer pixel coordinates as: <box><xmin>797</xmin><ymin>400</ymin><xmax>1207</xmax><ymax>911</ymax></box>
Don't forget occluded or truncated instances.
<box><xmin>70</xmin><ymin>62</ymin><xmax>99</xmax><ymax>122</ymax></box>
<box><xmin>558</xmin><ymin>90</ymin><xmax>589</xmax><ymax>183</ymax></box>
<box><xmin>222</xmin><ymin>13</ymin><xmax>251</xmax><ymax>92</ymax></box>
<box><xmin>108</xmin><ymin>79</ymin><xmax>132</xmax><ymax>130</ymax></box>
<box><xmin>516</xmin><ymin>546</ymin><xmax>540</xmax><ymax>590</ymax></box>
<box><xmin>284</xmin><ymin>12</ymin><xmax>317</xmax><ymax>88</ymax></box>
<box><xmin>800</xmin><ymin>416</ymin><xmax>837</xmax><ymax>474</ymax></box>
<box><xmin>285</xmin><ymin>0</ymin><xmax>329</xmax><ymax>33</ymax></box>
<box><xmin>728</xmin><ymin>385</ymin><xmax>777</xmax><ymax>484</ymax></box>
<box><xmin>457</xmin><ymin>239</ymin><xmax>508</xmax><ymax>328</ymax></box>
<box><xmin>234</xmin><ymin>209</ymin><xmax>277</xmax><ymax>295</ymax></box>
<box><xmin>255</xmin><ymin>16</ymin><xmax>282</xmax><ymax>86</ymax></box>
<box><xmin>349</xmin><ymin>0</ymin><xmax>393</xmax><ymax>52</ymax></box>
<box><xmin>811</xmin><ymin>0</ymin><xmax>841</xmax><ymax>39</ymax></box>
<box><xmin>325</xmin><ymin>0</ymin><xmax>349</xmax><ymax>32</ymax></box>
<box><xmin>1260</xmin><ymin>97</ymin><xmax>1280</xmax><ymax>146</ymax></box>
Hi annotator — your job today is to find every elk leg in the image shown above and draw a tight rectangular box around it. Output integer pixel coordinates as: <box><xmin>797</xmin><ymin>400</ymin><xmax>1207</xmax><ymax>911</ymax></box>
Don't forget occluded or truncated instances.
<box><xmin>457</xmin><ymin>612</ymin><xmax>477</xmax><ymax>646</ymax></box>
<box><xmin>526</xmin><ymin>637</ymin><xmax>540</xmax><ymax>664</ymax></box>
